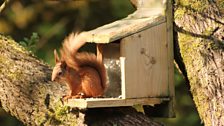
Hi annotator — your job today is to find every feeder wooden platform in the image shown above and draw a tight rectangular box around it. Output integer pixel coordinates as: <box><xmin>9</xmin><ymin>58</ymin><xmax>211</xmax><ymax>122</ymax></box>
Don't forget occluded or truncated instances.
<box><xmin>65</xmin><ymin>97</ymin><xmax>170</xmax><ymax>109</ymax></box>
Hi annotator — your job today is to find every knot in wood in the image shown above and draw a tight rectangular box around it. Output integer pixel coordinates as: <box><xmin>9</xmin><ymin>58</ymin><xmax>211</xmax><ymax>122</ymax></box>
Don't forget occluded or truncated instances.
<box><xmin>150</xmin><ymin>57</ymin><xmax>156</xmax><ymax>64</ymax></box>
<box><xmin>140</xmin><ymin>48</ymin><xmax>156</xmax><ymax>65</ymax></box>
<box><xmin>140</xmin><ymin>48</ymin><xmax>145</xmax><ymax>54</ymax></box>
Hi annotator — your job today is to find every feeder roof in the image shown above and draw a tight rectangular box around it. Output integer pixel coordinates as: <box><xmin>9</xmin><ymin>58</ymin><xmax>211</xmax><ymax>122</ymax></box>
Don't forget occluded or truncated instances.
<box><xmin>85</xmin><ymin>9</ymin><xmax>166</xmax><ymax>43</ymax></box>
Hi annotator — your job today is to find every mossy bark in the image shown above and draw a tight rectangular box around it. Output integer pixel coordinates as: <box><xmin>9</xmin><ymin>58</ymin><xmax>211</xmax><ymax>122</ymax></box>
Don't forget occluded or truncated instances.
<box><xmin>174</xmin><ymin>0</ymin><xmax>224</xmax><ymax>125</ymax></box>
<box><xmin>0</xmin><ymin>35</ymin><xmax>163</xmax><ymax>126</ymax></box>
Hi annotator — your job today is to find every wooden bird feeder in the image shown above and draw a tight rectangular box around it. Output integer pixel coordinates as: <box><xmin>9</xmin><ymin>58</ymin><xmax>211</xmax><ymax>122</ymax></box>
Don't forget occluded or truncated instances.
<box><xmin>65</xmin><ymin>0</ymin><xmax>175</xmax><ymax>117</ymax></box>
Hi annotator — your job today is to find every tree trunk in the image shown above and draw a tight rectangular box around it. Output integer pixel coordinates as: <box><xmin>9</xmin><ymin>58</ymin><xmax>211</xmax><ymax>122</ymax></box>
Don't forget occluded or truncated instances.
<box><xmin>0</xmin><ymin>35</ymin><xmax>163</xmax><ymax>126</ymax></box>
<box><xmin>174</xmin><ymin>0</ymin><xmax>224</xmax><ymax>125</ymax></box>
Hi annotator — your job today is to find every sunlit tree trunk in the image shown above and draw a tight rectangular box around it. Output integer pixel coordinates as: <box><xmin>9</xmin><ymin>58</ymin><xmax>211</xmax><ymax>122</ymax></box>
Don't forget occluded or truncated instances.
<box><xmin>174</xmin><ymin>0</ymin><xmax>224</xmax><ymax>125</ymax></box>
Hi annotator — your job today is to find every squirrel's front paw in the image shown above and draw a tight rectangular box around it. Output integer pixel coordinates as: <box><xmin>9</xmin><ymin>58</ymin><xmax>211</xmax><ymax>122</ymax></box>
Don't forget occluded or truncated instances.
<box><xmin>72</xmin><ymin>92</ymin><xmax>85</xmax><ymax>99</ymax></box>
<box><xmin>62</xmin><ymin>95</ymin><xmax>72</xmax><ymax>102</ymax></box>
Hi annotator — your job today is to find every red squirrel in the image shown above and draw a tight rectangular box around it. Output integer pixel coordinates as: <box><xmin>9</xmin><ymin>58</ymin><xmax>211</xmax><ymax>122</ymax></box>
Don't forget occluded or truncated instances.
<box><xmin>51</xmin><ymin>32</ymin><xmax>107</xmax><ymax>99</ymax></box>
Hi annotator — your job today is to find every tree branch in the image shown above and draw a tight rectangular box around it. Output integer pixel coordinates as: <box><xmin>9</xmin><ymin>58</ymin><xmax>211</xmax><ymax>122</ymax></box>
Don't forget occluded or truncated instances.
<box><xmin>174</xmin><ymin>1</ymin><xmax>224</xmax><ymax>125</ymax></box>
<box><xmin>0</xmin><ymin>0</ymin><xmax>9</xmax><ymax>13</ymax></box>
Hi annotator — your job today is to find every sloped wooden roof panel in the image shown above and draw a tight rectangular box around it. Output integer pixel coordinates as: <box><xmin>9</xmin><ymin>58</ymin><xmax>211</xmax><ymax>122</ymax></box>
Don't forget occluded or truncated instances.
<box><xmin>85</xmin><ymin>10</ymin><xmax>166</xmax><ymax>43</ymax></box>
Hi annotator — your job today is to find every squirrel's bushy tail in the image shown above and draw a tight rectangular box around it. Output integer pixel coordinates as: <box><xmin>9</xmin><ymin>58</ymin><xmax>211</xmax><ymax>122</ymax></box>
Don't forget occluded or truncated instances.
<box><xmin>60</xmin><ymin>32</ymin><xmax>85</xmax><ymax>69</ymax></box>
<box><xmin>60</xmin><ymin>32</ymin><xmax>108</xmax><ymax>91</ymax></box>
<box><xmin>75</xmin><ymin>52</ymin><xmax>107</xmax><ymax>90</ymax></box>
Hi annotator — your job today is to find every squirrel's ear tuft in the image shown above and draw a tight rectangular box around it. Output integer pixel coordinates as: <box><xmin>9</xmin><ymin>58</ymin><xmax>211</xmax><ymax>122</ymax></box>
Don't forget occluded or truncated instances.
<box><xmin>54</xmin><ymin>49</ymin><xmax>60</xmax><ymax>63</ymax></box>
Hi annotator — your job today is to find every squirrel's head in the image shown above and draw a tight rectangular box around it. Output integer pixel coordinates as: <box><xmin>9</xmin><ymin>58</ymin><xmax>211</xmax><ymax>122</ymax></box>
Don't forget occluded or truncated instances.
<box><xmin>52</xmin><ymin>49</ymin><xmax>67</xmax><ymax>82</ymax></box>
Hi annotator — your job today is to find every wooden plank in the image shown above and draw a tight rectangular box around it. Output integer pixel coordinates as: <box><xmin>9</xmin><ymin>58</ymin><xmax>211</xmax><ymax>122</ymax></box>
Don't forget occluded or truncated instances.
<box><xmin>65</xmin><ymin>97</ymin><xmax>170</xmax><ymax>108</ymax></box>
<box><xmin>165</xmin><ymin>0</ymin><xmax>175</xmax><ymax>117</ymax></box>
<box><xmin>166</xmin><ymin>0</ymin><xmax>174</xmax><ymax>98</ymax></box>
<box><xmin>120</xmin><ymin>57</ymin><xmax>126</xmax><ymax>99</ymax></box>
<box><xmin>120</xmin><ymin>23</ymin><xmax>169</xmax><ymax>98</ymax></box>
<box><xmin>85</xmin><ymin>13</ymin><xmax>165</xmax><ymax>43</ymax></box>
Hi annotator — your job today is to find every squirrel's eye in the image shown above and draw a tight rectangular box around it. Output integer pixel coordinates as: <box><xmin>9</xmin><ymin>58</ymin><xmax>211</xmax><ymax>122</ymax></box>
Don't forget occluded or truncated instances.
<box><xmin>58</xmin><ymin>71</ymin><xmax>63</xmax><ymax>76</ymax></box>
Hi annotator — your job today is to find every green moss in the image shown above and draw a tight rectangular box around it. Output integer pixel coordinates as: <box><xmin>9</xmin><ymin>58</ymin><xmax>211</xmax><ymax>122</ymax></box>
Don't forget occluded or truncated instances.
<box><xmin>178</xmin><ymin>33</ymin><xmax>201</xmax><ymax>63</ymax></box>
<box><xmin>0</xmin><ymin>55</ymin><xmax>24</xmax><ymax>81</ymax></box>
<box><xmin>216</xmin><ymin>0</ymin><xmax>224</xmax><ymax>10</ymax></box>
<box><xmin>54</xmin><ymin>104</ymin><xmax>70</xmax><ymax>119</ymax></box>
<box><xmin>0</xmin><ymin>35</ymin><xmax>29</xmax><ymax>55</ymax></box>
<box><xmin>8</xmin><ymin>70</ymin><xmax>23</xmax><ymax>80</ymax></box>
<box><xmin>178</xmin><ymin>33</ymin><xmax>212</xmax><ymax>85</ymax></box>
<box><xmin>0</xmin><ymin>56</ymin><xmax>6</xmax><ymax>73</ymax></box>
<box><xmin>191</xmin><ymin>0</ymin><xmax>208</xmax><ymax>12</ymax></box>
<box><xmin>133</xmin><ymin>104</ymin><xmax>144</xmax><ymax>113</ymax></box>
<box><xmin>45</xmin><ymin>113</ymin><xmax>62</xmax><ymax>126</ymax></box>
<box><xmin>176</xmin><ymin>0</ymin><xmax>209</xmax><ymax>12</ymax></box>
<box><xmin>176</xmin><ymin>0</ymin><xmax>190</xmax><ymax>7</ymax></box>
<box><xmin>192</xmin><ymin>91</ymin><xmax>209</xmax><ymax>124</ymax></box>
<box><xmin>33</xmin><ymin>101</ymin><xmax>67</xmax><ymax>125</ymax></box>
<box><xmin>35</xmin><ymin>114</ymin><xmax>47</xmax><ymax>126</ymax></box>
<box><xmin>174</xmin><ymin>7</ymin><xmax>187</xmax><ymax>20</ymax></box>
<box><xmin>10</xmin><ymin>41</ymin><xmax>27</xmax><ymax>54</ymax></box>
<box><xmin>41</xmin><ymin>100</ymin><xmax>77</xmax><ymax>126</ymax></box>
<box><xmin>177</xmin><ymin>31</ymin><xmax>217</xmax><ymax>125</ymax></box>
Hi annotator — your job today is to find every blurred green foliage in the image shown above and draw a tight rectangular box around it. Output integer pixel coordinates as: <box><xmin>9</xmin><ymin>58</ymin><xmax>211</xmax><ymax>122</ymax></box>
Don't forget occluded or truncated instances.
<box><xmin>0</xmin><ymin>0</ymin><xmax>203</xmax><ymax>126</ymax></box>
<box><xmin>19</xmin><ymin>32</ymin><xmax>39</xmax><ymax>52</ymax></box>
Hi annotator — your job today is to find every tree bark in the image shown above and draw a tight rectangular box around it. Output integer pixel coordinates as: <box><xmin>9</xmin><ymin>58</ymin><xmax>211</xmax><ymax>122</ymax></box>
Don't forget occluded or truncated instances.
<box><xmin>0</xmin><ymin>35</ymin><xmax>163</xmax><ymax>126</ymax></box>
<box><xmin>174</xmin><ymin>0</ymin><xmax>224</xmax><ymax>125</ymax></box>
